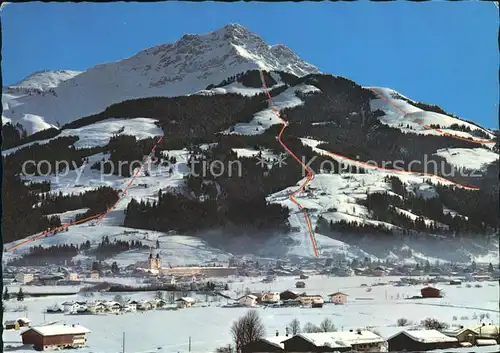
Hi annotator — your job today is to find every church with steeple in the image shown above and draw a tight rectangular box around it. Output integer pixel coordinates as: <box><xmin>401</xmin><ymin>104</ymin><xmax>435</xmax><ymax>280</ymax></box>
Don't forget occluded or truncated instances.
<box><xmin>139</xmin><ymin>252</ymin><xmax>237</xmax><ymax>277</ymax></box>
<box><xmin>148</xmin><ymin>253</ymin><xmax>161</xmax><ymax>271</ymax></box>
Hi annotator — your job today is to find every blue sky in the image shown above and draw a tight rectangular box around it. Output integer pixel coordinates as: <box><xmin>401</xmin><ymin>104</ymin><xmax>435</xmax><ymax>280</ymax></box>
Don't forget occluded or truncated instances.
<box><xmin>2</xmin><ymin>1</ymin><xmax>498</xmax><ymax>128</ymax></box>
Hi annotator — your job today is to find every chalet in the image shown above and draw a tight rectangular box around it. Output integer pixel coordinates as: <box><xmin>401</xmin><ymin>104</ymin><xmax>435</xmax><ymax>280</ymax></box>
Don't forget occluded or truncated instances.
<box><xmin>261</xmin><ymin>292</ymin><xmax>280</xmax><ymax>303</ymax></box>
<box><xmin>62</xmin><ymin>301</ymin><xmax>77</xmax><ymax>313</ymax></box>
<box><xmin>471</xmin><ymin>323</ymin><xmax>500</xmax><ymax>342</ymax></box>
<box><xmin>282</xmin><ymin>330</ymin><xmax>387</xmax><ymax>352</ymax></box>
<box><xmin>4</xmin><ymin>317</ymin><xmax>31</xmax><ymax>330</ymax></box>
<box><xmin>242</xmin><ymin>335</ymin><xmax>287</xmax><ymax>352</ymax></box>
<box><xmin>420</xmin><ymin>286</ymin><xmax>441</xmax><ymax>298</ymax></box>
<box><xmin>279</xmin><ymin>290</ymin><xmax>299</xmax><ymax>301</ymax></box>
<box><xmin>88</xmin><ymin>302</ymin><xmax>106</xmax><ymax>314</ymax></box>
<box><xmin>46</xmin><ymin>304</ymin><xmax>64</xmax><ymax>314</ymax></box>
<box><xmin>137</xmin><ymin>301</ymin><xmax>154</xmax><ymax>311</ymax></box>
<box><xmin>238</xmin><ymin>294</ymin><xmax>258</xmax><ymax>307</ymax></box>
<box><xmin>155</xmin><ymin>299</ymin><xmax>168</xmax><ymax>308</ymax></box>
<box><xmin>126</xmin><ymin>300</ymin><xmax>140</xmax><ymax>310</ymax></box>
<box><xmin>329</xmin><ymin>292</ymin><xmax>348</xmax><ymax>305</ymax></box>
<box><xmin>298</xmin><ymin>294</ymin><xmax>324</xmax><ymax>307</ymax></box>
<box><xmin>104</xmin><ymin>301</ymin><xmax>122</xmax><ymax>313</ymax></box>
<box><xmin>21</xmin><ymin>324</ymin><xmax>91</xmax><ymax>351</ymax></box>
<box><xmin>441</xmin><ymin>327</ymin><xmax>479</xmax><ymax>345</ymax></box>
<box><xmin>176</xmin><ymin>297</ymin><xmax>195</xmax><ymax>308</ymax></box>
<box><xmin>387</xmin><ymin>330</ymin><xmax>459</xmax><ymax>351</ymax></box>
<box><xmin>295</xmin><ymin>281</ymin><xmax>306</xmax><ymax>289</ymax></box>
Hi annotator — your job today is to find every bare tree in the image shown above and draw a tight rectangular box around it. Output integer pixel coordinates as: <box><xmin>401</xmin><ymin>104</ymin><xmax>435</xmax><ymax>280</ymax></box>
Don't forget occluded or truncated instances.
<box><xmin>230</xmin><ymin>310</ymin><xmax>265</xmax><ymax>352</ymax></box>
<box><xmin>421</xmin><ymin>318</ymin><xmax>449</xmax><ymax>330</ymax></box>
<box><xmin>397</xmin><ymin>318</ymin><xmax>409</xmax><ymax>326</ymax></box>
<box><xmin>319</xmin><ymin>318</ymin><xmax>337</xmax><ymax>332</ymax></box>
<box><xmin>288</xmin><ymin>318</ymin><xmax>301</xmax><ymax>335</ymax></box>
<box><xmin>303</xmin><ymin>322</ymin><xmax>322</xmax><ymax>333</ymax></box>
<box><xmin>113</xmin><ymin>294</ymin><xmax>124</xmax><ymax>304</ymax></box>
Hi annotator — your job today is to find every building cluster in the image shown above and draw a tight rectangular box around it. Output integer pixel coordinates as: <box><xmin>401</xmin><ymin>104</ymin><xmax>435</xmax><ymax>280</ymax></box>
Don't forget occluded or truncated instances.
<box><xmin>232</xmin><ymin>290</ymin><xmax>349</xmax><ymax>309</ymax></box>
<box><xmin>243</xmin><ymin>325</ymin><xmax>500</xmax><ymax>352</ymax></box>
<box><xmin>235</xmin><ymin>258</ymin><xmax>499</xmax><ymax>282</ymax></box>
<box><xmin>140</xmin><ymin>252</ymin><xmax>238</xmax><ymax>277</ymax></box>
<box><xmin>43</xmin><ymin>296</ymin><xmax>196</xmax><ymax>315</ymax></box>
<box><xmin>3</xmin><ymin>266</ymin><xmax>100</xmax><ymax>286</ymax></box>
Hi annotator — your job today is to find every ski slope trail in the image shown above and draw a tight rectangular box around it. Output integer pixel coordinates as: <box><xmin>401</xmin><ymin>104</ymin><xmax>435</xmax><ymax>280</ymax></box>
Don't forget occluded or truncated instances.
<box><xmin>259</xmin><ymin>70</ymin><xmax>319</xmax><ymax>257</ymax></box>
<box><xmin>6</xmin><ymin>136</ymin><xmax>165</xmax><ymax>251</ymax></box>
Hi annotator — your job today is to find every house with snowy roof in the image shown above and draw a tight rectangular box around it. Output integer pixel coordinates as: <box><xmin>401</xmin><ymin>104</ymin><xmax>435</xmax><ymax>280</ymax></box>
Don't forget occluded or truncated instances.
<box><xmin>281</xmin><ymin>329</ymin><xmax>387</xmax><ymax>352</ymax></box>
<box><xmin>21</xmin><ymin>324</ymin><xmax>91</xmax><ymax>351</ymax></box>
<box><xmin>237</xmin><ymin>294</ymin><xmax>258</xmax><ymax>307</ymax></box>
<box><xmin>242</xmin><ymin>335</ymin><xmax>287</xmax><ymax>352</ymax></box>
<box><xmin>176</xmin><ymin>297</ymin><xmax>195</xmax><ymax>308</ymax></box>
<box><xmin>387</xmin><ymin>329</ymin><xmax>460</xmax><ymax>351</ymax></box>
<box><xmin>4</xmin><ymin>317</ymin><xmax>31</xmax><ymax>330</ymax></box>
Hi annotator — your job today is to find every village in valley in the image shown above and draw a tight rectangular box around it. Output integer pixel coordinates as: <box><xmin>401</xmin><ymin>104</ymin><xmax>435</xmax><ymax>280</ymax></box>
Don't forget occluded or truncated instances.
<box><xmin>2</xmin><ymin>252</ymin><xmax>499</xmax><ymax>353</ymax></box>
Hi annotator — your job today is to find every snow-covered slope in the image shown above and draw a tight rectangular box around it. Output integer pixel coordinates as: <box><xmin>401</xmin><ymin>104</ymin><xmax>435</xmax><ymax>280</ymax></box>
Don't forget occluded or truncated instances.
<box><xmin>434</xmin><ymin>148</ymin><xmax>499</xmax><ymax>171</ymax></box>
<box><xmin>2</xmin><ymin>24</ymin><xmax>319</xmax><ymax>134</ymax></box>
<box><xmin>367</xmin><ymin>87</ymin><xmax>496</xmax><ymax>144</ymax></box>
<box><xmin>6</xmin><ymin>70</ymin><xmax>82</xmax><ymax>91</ymax></box>
<box><xmin>3</xmin><ymin>25</ymin><xmax>497</xmax><ymax>266</ymax></box>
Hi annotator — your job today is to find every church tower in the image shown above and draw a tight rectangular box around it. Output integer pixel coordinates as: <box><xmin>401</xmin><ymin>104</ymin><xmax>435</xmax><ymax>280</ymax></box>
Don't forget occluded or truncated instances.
<box><xmin>155</xmin><ymin>253</ymin><xmax>161</xmax><ymax>270</ymax></box>
<box><xmin>148</xmin><ymin>253</ymin><xmax>155</xmax><ymax>270</ymax></box>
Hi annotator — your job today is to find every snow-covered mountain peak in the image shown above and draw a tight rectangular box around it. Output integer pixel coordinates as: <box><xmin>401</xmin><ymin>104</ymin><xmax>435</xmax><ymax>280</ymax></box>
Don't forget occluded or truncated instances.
<box><xmin>129</xmin><ymin>23</ymin><xmax>318</xmax><ymax>80</ymax></box>
<box><xmin>2</xmin><ymin>24</ymin><xmax>319</xmax><ymax>134</ymax></box>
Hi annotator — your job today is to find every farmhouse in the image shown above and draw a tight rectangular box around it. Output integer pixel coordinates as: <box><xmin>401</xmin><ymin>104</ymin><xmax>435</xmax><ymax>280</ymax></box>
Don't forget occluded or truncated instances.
<box><xmin>441</xmin><ymin>327</ymin><xmax>479</xmax><ymax>345</ymax></box>
<box><xmin>298</xmin><ymin>294</ymin><xmax>324</xmax><ymax>307</ymax></box>
<box><xmin>387</xmin><ymin>330</ymin><xmax>459</xmax><ymax>351</ymax></box>
<box><xmin>261</xmin><ymin>292</ymin><xmax>280</xmax><ymax>303</ymax></box>
<box><xmin>328</xmin><ymin>292</ymin><xmax>348</xmax><ymax>305</ymax></box>
<box><xmin>242</xmin><ymin>335</ymin><xmax>287</xmax><ymax>352</ymax></box>
<box><xmin>282</xmin><ymin>330</ymin><xmax>387</xmax><ymax>352</ymax></box>
<box><xmin>471</xmin><ymin>324</ymin><xmax>500</xmax><ymax>342</ymax></box>
<box><xmin>238</xmin><ymin>294</ymin><xmax>258</xmax><ymax>307</ymax></box>
<box><xmin>420</xmin><ymin>286</ymin><xmax>441</xmax><ymax>298</ymax></box>
<box><xmin>4</xmin><ymin>317</ymin><xmax>31</xmax><ymax>330</ymax></box>
<box><xmin>176</xmin><ymin>297</ymin><xmax>195</xmax><ymax>308</ymax></box>
<box><xmin>280</xmin><ymin>290</ymin><xmax>299</xmax><ymax>301</ymax></box>
<box><xmin>21</xmin><ymin>324</ymin><xmax>91</xmax><ymax>351</ymax></box>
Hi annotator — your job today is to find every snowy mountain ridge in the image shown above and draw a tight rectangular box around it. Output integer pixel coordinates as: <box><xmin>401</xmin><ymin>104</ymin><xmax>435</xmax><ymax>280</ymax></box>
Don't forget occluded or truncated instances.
<box><xmin>2</xmin><ymin>24</ymin><xmax>319</xmax><ymax>134</ymax></box>
<box><xmin>3</xmin><ymin>25</ymin><xmax>498</xmax><ymax>266</ymax></box>
<box><xmin>6</xmin><ymin>69</ymin><xmax>83</xmax><ymax>92</ymax></box>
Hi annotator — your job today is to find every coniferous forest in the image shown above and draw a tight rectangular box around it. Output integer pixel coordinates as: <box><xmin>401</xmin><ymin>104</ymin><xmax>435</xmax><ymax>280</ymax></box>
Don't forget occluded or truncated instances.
<box><xmin>2</xmin><ymin>70</ymin><xmax>498</xmax><ymax>246</ymax></box>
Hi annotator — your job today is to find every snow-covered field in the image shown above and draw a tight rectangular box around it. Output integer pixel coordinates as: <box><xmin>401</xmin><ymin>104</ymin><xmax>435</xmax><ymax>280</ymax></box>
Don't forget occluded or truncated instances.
<box><xmin>2</xmin><ymin>117</ymin><xmax>163</xmax><ymax>156</ymax></box>
<box><xmin>3</xmin><ymin>276</ymin><xmax>498</xmax><ymax>353</ymax></box>
<box><xmin>434</xmin><ymin>148</ymin><xmax>498</xmax><ymax>171</ymax></box>
<box><xmin>222</xmin><ymin>84</ymin><xmax>320</xmax><ymax>135</ymax></box>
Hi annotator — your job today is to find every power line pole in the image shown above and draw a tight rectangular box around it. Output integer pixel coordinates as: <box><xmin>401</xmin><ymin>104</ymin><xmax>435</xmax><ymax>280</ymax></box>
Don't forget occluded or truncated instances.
<box><xmin>122</xmin><ymin>332</ymin><xmax>125</xmax><ymax>353</ymax></box>
<box><xmin>188</xmin><ymin>336</ymin><xmax>191</xmax><ymax>352</ymax></box>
